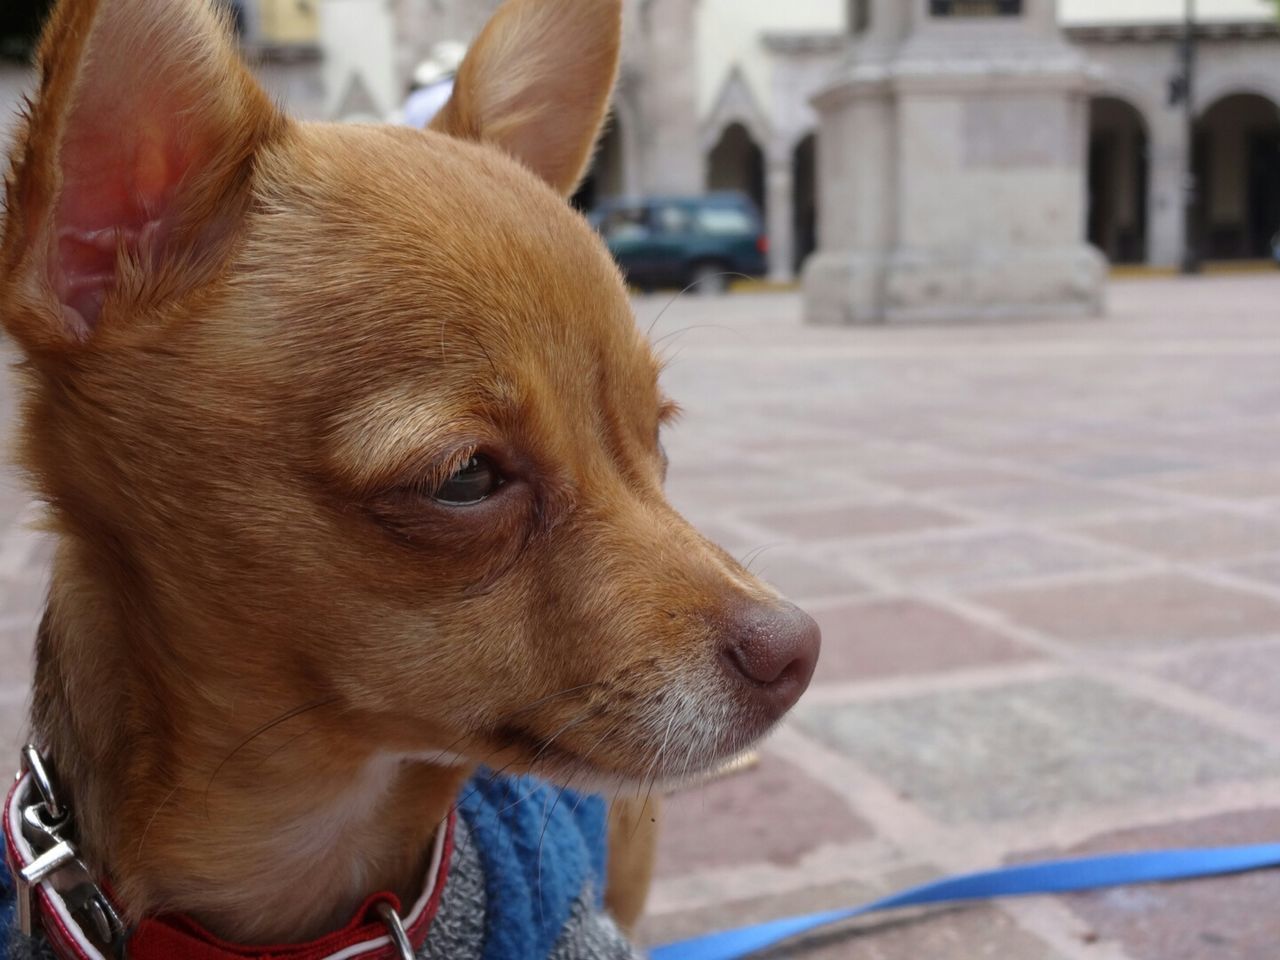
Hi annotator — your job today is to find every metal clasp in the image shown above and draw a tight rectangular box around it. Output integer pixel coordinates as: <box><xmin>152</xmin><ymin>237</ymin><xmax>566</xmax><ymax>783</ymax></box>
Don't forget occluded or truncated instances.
<box><xmin>14</xmin><ymin>745</ymin><xmax>127</xmax><ymax>958</ymax></box>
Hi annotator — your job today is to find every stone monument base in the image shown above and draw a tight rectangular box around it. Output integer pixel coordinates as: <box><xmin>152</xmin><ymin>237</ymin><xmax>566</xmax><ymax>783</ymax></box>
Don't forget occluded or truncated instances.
<box><xmin>804</xmin><ymin>243</ymin><xmax>1106</xmax><ymax>326</ymax></box>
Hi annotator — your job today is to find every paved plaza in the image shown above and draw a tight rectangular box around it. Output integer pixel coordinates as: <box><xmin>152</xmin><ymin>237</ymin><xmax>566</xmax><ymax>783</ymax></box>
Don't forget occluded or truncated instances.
<box><xmin>0</xmin><ymin>275</ymin><xmax>1278</xmax><ymax>956</ymax></box>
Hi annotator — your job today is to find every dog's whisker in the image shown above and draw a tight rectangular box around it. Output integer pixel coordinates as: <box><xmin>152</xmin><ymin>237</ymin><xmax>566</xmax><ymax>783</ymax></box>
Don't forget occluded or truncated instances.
<box><xmin>204</xmin><ymin>697</ymin><xmax>340</xmax><ymax>818</ymax></box>
<box><xmin>740</xmin><ymin>542</ymin><xmax>783</xmax><ymax>576</ymax></box>
<box><xmin>644</xmin><ymin>272</ymin><xmax>755</xmax><ymax>337</ymax></box>
<box><xmin>501</xmin><ymin>681</ymin><xmax>603</xmax><ymax>721</ymax></box>
<box><xmin>135</xmin><ymin>783</ymin><xmax>182</xmax><ymax>862</ymax></box>
<box><xmin>651</xmin><ymin>322</ymin><xmax>740</xmax><ymax>351</ymax></box>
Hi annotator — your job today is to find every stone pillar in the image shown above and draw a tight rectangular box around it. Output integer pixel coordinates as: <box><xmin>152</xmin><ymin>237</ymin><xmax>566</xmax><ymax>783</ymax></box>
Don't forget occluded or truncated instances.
<box><xmin>637</xmin><ymin>0</ymin><xmax>702</xmax><ymax>194</ymax></box>
<box><xmin>320</xmin><ymin>0</ymin><xmax>398</xmax><ymax>122</ymax></box>
<box><xmin>804</xmin><ymin>0</ymin><xmax>1106</xmax><ymax>325</ymax></box>
<box><xmin>1146</xmin><ymin>114</ymin><xmax>1188</xmax><ymax>269</ymax></box>
<box><xmin>765</xmin><ymin>153</ymin><xmax>796</xmax><ymax>283</ymax></box>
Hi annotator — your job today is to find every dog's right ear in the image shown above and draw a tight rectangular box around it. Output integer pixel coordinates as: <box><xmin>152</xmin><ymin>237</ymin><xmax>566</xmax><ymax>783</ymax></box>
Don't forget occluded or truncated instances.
<box><xmin>0</xmin><ymin>0</ymin><xmax>284</xmax><ymax>353</ymax></box>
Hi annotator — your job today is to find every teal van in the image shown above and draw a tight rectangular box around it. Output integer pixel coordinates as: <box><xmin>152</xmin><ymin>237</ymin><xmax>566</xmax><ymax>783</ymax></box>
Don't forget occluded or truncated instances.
<box><xmin>589</xmin><ymin>192</ymin><xmax>768</xmax><ymax>295</ymax></box>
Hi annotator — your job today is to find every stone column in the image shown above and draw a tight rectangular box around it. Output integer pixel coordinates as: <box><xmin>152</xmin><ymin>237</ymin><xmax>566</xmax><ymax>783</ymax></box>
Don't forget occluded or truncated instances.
<box><xmin>1146</xmin><ymin>114</ymin><xmax>1188</xmax><ymax>269</ymax></box>
<box><xmin>765</xmin><ymin>153</ymin><xmax>796</xmax><ymax>283</ymax></box>
<box><xmin>320</xmin><ymin>0</ymin><xmax>398</xmax><ymax>122</ymax></box>
<box><xmin>637</xmin><ymin>0</ymin><xmax>702</xmax><ymax>194</ymax></box>
<box><xmin>804</xmin><ymin>0</ymin><xmax>1106</xmax><ymax>325</ymax></box>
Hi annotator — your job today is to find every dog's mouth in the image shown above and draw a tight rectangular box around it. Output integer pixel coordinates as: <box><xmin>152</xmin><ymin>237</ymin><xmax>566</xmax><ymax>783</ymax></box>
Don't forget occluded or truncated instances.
<box><xmin>483</xmin><ymin>702</ymin><xmax>771</xmax><ymax>789</ymax></box>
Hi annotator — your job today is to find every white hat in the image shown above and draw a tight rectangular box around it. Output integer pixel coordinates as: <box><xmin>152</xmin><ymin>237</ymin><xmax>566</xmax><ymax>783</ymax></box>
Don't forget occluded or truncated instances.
<box><xmin>413</xmin><ymin>40</ymin><xmax>468</xmax><ymax>88</ymax></box>
<box><xmin>431</xmin><ymin>41</ymin><xmax>468</xmax><ymax>74</ymax></box>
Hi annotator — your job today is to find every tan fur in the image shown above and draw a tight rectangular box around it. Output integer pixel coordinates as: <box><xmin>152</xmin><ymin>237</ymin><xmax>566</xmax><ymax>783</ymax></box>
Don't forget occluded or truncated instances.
<box><xmin>0</xmin><ymin>0</ymin><xmax>816</xmax><ymax>946</ymax></box>
<box><xmin>605</xmin><ymin>796</ymin><xmax>660</xmax><ymax>934</ymax></box>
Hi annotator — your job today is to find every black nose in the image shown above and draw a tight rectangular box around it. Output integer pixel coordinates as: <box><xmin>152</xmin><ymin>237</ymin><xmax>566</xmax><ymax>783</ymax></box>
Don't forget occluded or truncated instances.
<box><xmin>719</xmin><ymin>600</ymin><xmax>821</xmax><ymax>719</ymax></box>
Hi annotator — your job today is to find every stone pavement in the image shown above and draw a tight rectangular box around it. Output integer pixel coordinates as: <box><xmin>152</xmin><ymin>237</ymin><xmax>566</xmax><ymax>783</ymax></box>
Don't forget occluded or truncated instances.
<box><xmin>0</xmin><ymin>275</ymin><xmax>1278</xmax><ymax>957</ymax></box>
<box><xmin>638</xmin><ymin>275</ymin><xmax>1280</xmax><ymax>958</ymax></box>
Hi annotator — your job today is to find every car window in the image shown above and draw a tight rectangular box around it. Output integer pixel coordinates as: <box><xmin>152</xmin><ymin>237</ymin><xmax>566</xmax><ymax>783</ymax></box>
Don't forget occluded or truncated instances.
<box><xmin>694</xmin><ymin>206</ymin><xmax>756</xmax><ymax>236</ymax></box>
<box><xmin>654</xmin><ymin>204</ymin><xmax>693</xmax><ymax>235</ymax></box>
<box><xmin>602</xmin><ymin>208</ymin><xmax>651</xmax><ymax>241</ymax></box>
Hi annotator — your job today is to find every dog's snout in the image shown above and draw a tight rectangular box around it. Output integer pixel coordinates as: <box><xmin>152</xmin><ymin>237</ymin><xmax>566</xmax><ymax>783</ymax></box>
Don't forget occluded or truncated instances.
<box><xmin>719</xmin><ymin>601</ymin><xmax>820</xmax><ymax>718</ymax></box>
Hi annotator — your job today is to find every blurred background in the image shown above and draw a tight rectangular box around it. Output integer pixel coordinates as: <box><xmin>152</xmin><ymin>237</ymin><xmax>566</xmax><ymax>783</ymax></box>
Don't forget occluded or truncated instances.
<box><xmin>2</xmin><ymin>1</ymin><xmax>1280</xmax><ymax>957</ymax></box>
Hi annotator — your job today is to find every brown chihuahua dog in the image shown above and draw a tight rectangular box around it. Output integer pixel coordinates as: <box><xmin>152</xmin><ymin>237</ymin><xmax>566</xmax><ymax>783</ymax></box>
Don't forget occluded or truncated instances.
<box><xmin>0</xmin><ymin>0</ymin><xmax>820</xmax><ymax>954</ymax></box>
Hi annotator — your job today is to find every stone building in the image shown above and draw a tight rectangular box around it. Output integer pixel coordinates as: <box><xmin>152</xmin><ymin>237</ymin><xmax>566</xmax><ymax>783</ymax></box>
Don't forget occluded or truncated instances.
<box><xmin>6</xmin><ymin>0</ymin><xmax>1274</xmax><ymax>282</ymax></box>
<box><xmin>368</xmin><ymin>0</ymin><xmax>1280</xmax><ymax>281</ymax></box>
<box><xmin>669</xmin><ymin>0</ymin><xmax>1280</xmax><ymax>281</ymax></box>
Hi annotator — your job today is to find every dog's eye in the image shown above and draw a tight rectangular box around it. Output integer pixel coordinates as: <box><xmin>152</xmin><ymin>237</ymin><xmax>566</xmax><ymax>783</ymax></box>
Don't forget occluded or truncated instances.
<box><xmin>435</xmin><ymin>455</ymin><xmax>502</xmax><ymax>506</ymax></box>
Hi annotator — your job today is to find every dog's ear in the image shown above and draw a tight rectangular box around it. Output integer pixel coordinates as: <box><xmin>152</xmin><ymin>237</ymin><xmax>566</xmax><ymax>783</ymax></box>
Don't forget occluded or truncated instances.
<box><xmin>0</xmin><ymin>0</ymin><xmax>285</xmax><ymax>351</ymax></box>
<box><xmin>431</xmin><ymin>0</ymin><xmax>622</xmax><ymax>197</ymax></box>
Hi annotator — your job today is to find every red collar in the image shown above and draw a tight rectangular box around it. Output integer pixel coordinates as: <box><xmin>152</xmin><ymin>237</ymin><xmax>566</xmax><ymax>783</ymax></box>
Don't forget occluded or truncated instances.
<box><xmin>5</xmin><ymin>766</ymin><xmax>455</xmax><ymax>960</ymax></box>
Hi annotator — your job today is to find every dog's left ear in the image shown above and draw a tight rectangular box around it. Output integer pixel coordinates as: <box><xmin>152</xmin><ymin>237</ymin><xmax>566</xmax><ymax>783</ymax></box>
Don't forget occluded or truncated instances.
<box><xmin>431</xmin><ymin>0</ymin><xmax>622</xmax><ymax>197</ymax></box>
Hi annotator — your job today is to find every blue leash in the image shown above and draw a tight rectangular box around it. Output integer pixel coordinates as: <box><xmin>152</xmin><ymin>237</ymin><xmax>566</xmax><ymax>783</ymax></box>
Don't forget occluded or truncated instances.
<box><xmin>651</xmin><ymin>842</ymin><xmax>1280</xmax><ymax>960</ymax></box>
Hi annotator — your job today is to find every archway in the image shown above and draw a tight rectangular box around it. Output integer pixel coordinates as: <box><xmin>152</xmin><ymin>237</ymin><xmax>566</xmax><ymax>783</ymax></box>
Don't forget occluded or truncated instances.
<box><xmin>573</xmin><ymin>112</ymin><xmax>628</xmax><ymax>213</ymax></box>
<box><xmin>0</xmin><ymin>0</ymin><xmax>52</xmax><ymax>60</ymax></box>
<box><xmin>792</xmin><ymin>134</ymin><xmax>818</xmax><ymax>273</ymax></box>
<box><xmin>707</xmin><ymin>122</ymin><xmax>766</xmax><ymax>217</ymax></box>
<box><xmin>1087</xmin><ymin>97</ymin><xmax>1149</xmax><ymax>264</ymax></box>
<box><xmin>1194</xmin><ymin>93</ymin><xmax>1280</xmax><ymax>260</ymax></box>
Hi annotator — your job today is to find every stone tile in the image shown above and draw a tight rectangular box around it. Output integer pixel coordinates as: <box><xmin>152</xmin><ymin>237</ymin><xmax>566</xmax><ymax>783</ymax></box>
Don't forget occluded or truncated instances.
<box><xmin>758</xmin><ymin>906</ymin><xmax>1066</xmax><ymax>960</ymax></box>
<box><xmin>656</xmin><ymin>753</ymin><xmax>874</xmax><ymax>878</ymax></box>
<box><xmin>0</xmin><ymin>621</ymin><xmax>36</xmax><ymax>690</ymax></box>
<box><xmin>666</xmin><ymin>468</ymin><xmax>865</xmax><ymax>512</ymax></box>
<box><xmin>859</xmin><ymin>530</ymin><xmax>1132</xmax><ymax>591</ymax></box>
<box><xmin>1053</xmin><ymin>449</ymin><xmax>1205</xmax><ymax>480</ymax></box>
<box><xmin>975</xmin><ymin>574</ymin><xmax>1280</xmax><ymax>649</ymax></box>
<box><xmin>753</xmin><ymin>552</ymin><xmax>870</xmax><ymax>603</ymax></box>
<box><xmin>640</xmin><ymin>881</ymin><xmax>1067</xmax><ymax>960</ymax></box>
<box><xmin>0</xmin><ymin>695</ymin><xmax>29</xmax><ymax>765</ymax></box>
<box><xmin>856</xmin><ymin>464</ymin><xmax>1027</xmax><ymax>492</ymax></box>
<box><xmin>1151</xmin><ymin>466</ymin><xmax>1280</xmax><ymax>501</ymax></box>
<box><xmin>1076</xmin><ymin>511</ymin><xmax>1280</xmax><ymax>562</ymax></box>
<box><xmin>1228</xmin><ymin>554</ymin><xmax>1280</xmax><ymax>590</ymax></box>
<box><xmin>0</xmin><ymin>577</ymin><xmax>46</xmax><ymax>624</ymax></box>
<box><xmin>748</xmin><ymin>503</ymin><xmax>966</xmax><ymax>543</ymax></box>
<box><xmin>812</xmin><ymin>599</ymin><xmax>1038</xmax><ymax>685</ymax></box>
<box><xmin>1157</xmin><ymin>642</ymin><xmax>1280</xmax><ymax>717</ymax></box>
<box><xmin>934</xmin><ymin>480</ymin><xmax>1154</xmax><ymax>522</ymax></box>
<box><xmin>796</xmin><ymin>678</ymin><xmax>1280</xmax><ymax>823</ymax></box>
<box><xmin>1041</xmin><ymin>809</ymin><xmax>1280</xmax><ymax>960</ymax></box>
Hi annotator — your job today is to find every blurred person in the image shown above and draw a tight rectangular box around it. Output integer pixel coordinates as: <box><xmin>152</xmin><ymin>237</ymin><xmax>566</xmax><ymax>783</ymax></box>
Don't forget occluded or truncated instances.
<box><xmin>399</xmin><ymin>39</ymin><xmax>467</xmax><ymax>128</ymax></box>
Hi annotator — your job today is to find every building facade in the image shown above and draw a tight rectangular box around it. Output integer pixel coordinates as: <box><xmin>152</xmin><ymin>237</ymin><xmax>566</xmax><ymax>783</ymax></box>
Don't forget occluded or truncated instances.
<box><xmin>10</xmin><ymin>0</ymin><xmax>1265</xmax><ymax>282</ymax></box>
<box><xmin>580</xmin><ymin>0</ymin><xmax>1280</xmax><ymax>283</ymax></box>
<box><xmin>370</xmin><ymin>0</ymin><xmax>1280</xmax><ymax>281</ymax></box>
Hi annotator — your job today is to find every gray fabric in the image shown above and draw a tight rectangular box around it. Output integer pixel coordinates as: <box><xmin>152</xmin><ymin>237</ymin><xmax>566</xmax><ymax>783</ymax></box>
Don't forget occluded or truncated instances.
<box><xmin>416</xmin><ymin>817</ymin><xmax>486</xmax><ymax>959</ymax></box>
<box><xmin>7</xmin><ymin>928</ymin><xmax>56</xmax><ymax>960</ymax></box>
<box><xmin>548</xmin><ymin>888</ymin><xmax>645</xmax><ymax>960</ymax></box>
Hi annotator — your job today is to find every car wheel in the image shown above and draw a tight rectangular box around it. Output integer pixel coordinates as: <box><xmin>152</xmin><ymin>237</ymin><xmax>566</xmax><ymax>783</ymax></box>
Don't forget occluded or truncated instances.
<box><xmin>690</xmin><ymin>263</ymin><xmax>730</xmax><ymax>297</ymax></box>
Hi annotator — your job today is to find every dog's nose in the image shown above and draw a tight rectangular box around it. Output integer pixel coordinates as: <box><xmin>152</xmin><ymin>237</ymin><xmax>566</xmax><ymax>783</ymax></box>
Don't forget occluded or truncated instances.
<box><xmin>719</xmin><ymin>601</ymin><xmax>821</xmax><ymax>718</ymax></box>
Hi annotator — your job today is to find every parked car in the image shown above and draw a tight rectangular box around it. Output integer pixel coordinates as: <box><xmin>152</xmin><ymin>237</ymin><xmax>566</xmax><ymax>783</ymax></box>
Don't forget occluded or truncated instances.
<box><xmin>589</xmin><ymin>193</ymin><xmax>767</xmax><ymax>294</ymax></box>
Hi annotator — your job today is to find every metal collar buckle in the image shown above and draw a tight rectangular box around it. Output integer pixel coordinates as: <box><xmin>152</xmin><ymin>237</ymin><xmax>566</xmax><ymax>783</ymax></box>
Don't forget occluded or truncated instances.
<box><xmin>15</xmin><ymin>744</ymin><xmax>127</xmax><ymax>959</ymax></box>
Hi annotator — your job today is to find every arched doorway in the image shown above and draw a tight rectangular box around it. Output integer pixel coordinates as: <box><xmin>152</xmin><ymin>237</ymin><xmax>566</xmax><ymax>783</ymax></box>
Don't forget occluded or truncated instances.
<box><xmin>573</xmin><ymin>112</ymin><xmax>628</xmax><ymax>213</ymax></box>
<box><xmin>0</xmin><ymin>0</ymin><xmax>52</xmax><ymax>60</ymax></box>
<box><xmin>793</xmin><ymin>134</ymin><xmax>818</xmax><ymax>273</ymax></box>
<box><xmin>1087</xmin><ymin>97</ymin><xmax>1149</xmax><ymax>264</ymax></box>
<box><xmin>707</xmin><ymin>122</ymin><xmax>766</xmax><ymax>217</ymax></box>
<box><xmin>1194</xmin><ymin>93</ymin><xmax>1280</xmax><ymax>261</ymax></box>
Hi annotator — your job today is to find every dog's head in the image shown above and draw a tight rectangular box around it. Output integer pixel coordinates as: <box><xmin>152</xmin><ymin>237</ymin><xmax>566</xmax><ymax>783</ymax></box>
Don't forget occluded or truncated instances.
<box><xmin>1</xmin><ymin>0</ymin><xmax>818</xmax><ymax>790</ymax></box>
